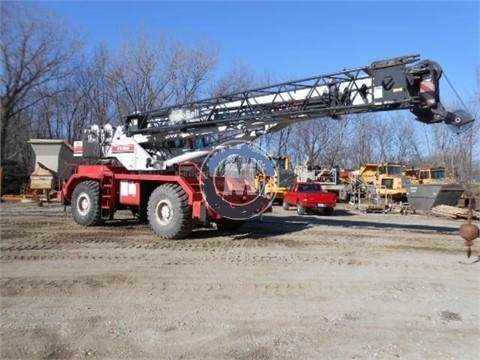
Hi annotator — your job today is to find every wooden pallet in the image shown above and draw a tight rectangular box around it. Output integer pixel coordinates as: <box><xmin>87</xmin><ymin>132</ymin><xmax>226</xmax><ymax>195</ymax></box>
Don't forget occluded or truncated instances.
<box><xmin>431</xmin><ymin>205</ymin><xmax>480</xmax><ymax>220</ymax></box>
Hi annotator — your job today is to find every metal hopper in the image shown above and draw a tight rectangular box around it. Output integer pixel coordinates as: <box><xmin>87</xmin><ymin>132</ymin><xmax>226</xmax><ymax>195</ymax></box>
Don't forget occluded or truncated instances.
<box><xmin>28</xmin><ymin>139</ymin><xmax>74</xmax><ymax>193</ymax></box>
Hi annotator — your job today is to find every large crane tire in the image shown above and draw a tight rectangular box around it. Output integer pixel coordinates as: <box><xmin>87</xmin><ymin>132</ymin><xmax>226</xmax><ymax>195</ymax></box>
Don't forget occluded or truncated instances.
<box><xmin>147</xmin><ymin>183</ymin><xmax>195</xmax><ymax>239</ymax></box>
<box><xmin>71</xmin><ymin>180</ymin><xmax>102</xmax><ymax>226</ymax></box>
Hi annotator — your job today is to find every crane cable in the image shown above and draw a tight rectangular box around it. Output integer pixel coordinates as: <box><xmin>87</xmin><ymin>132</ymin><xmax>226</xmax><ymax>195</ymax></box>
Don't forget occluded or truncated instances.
<box><xmin>442</xmin><ymin>71</ymin><xmax>469</xmax><ymax>111</ymax></box>
<box><xmin>444</xmin><ymin>71</ymin><xmax>479</xmax><ymax>261</ymax></box>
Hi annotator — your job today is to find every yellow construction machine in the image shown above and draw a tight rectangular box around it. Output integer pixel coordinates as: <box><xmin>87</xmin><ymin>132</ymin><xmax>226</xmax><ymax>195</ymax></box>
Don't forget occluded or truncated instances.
<box><xmin>357</xmin><ymin>162</ymin><xmax>410</xmax><ymax>201</ymax></box>
<box><xmin>403</xmin><ymin>166</ymin><xmax>465</xmax><ymax>210</ymax></box>
<box><xmin>254</xmin><ymin>155</ymin><xmax>295</xmax><ymax>203</ymax></box>
<box><xmin>403</xmin><ymin>166</ymin><xmax>453</xmax><ymax>184</ymax></box>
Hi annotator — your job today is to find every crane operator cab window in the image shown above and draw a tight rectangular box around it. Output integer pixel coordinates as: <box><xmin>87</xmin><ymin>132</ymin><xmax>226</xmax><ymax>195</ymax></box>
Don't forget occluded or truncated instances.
<box><xmin>191</xmin><ymin>137</ymin><xmax>209</xmax><ymax>150</ymax></box>
<box><xmin>163</xmin><ymin>139</ymin><xmax>186</xmax><ymax>148</ymax></box>
<box><xmin>125</xmin><ymin>113</ymin><xmax>148</xmax><ymax>131</ymax></box>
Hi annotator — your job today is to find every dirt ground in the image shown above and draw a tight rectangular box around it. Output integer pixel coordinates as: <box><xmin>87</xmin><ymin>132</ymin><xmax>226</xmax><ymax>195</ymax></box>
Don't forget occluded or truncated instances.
<box><xmin>0</xmin><ymin>201</ymin><xmax>479</xmax><ymax>360</ymax></box>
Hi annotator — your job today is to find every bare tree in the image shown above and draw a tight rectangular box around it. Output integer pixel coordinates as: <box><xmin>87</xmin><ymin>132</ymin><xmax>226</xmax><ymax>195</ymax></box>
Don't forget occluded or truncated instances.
<box><xmin>208</xmin><ymin>62</ymin><xmax>255</xmax><ymax>97</ymax></box>
<box><xmin>344</xmin><ymin>113</ymin><xmax>378</xmax><ymax>168</ymax></box>
<box><xmin>74</xmin><ymin>44</ymin><xmax>116</xmax><ymax>128</ymax></box>
<box><xmin>169</xmin><ymin>41</ymin><xmax>219</xmax><ymax>103</ymax></box>
<box><xmin>450</xmin><ymin>98</ymin><xmax>479</xmax><ymax>183</ymax></box>
<box><xmin>375</xmin><ymin>113</ymin><xmax>422</xmax><ymax>164</ymax></box>
<box><xmin>108</xmin><ymin>31</ymin><xmax>172</xmax><ymax>116</ymax></box>
<box><xmin>108</xmin><ymin>31</ymin><xmax>219</xmax><ymax>118</ymax></box>
<box><xmin>0</xmin><ymin>1</ymin><xmax>83</xmax><ymax>160</ymax></box>
<box><xmin>287</xmin><ymin>117</ymin><xmax>349</xmax><ymax>168</ymax></box>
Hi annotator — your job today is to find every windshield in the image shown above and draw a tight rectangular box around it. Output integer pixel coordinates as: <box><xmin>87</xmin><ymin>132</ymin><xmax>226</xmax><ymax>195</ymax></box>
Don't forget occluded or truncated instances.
<box><xmin>431</xmin><ymin>169</ymin><xmax>447</xmax><ymax>179</ymax></box>
<box><xmin>270</xmin><ymin>157</ymin><xmax>287</xmax><ymax>170</ymax></box>
<box><xmin>378</xmin><ymin>165</ymin><xmax>403</xmax><ymax>175</ymax></box>
<box><xmin>298</xmin><ymin>184</ymin><xmax>322</xmax><ymax>192</ymax></box>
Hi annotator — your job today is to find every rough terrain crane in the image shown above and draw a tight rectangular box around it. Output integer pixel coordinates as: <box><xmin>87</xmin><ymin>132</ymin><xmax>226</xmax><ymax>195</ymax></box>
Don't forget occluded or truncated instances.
<box><xmin>59</xmin><ymin>54</ymin><xmax>474</xmax><ymax>239</ymax></box>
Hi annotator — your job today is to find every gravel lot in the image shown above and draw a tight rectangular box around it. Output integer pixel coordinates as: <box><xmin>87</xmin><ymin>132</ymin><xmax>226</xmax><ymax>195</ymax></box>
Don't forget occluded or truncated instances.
<box><xmin>1</xmin><ymin>201</ymin><xmax>479</xmax><ymax>359</ymax></box>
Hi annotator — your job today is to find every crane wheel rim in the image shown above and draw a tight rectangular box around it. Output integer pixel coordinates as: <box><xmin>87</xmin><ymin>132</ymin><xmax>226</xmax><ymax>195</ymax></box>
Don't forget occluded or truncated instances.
<box><xmin>155</xmin><ymin>199</ymin><xmax>173</xmax><ymax>225</ymax></box>
<box><xmin>76</xmin><ymin>192</ymin><xmax>91</xmax><ymax>216</ymax></box>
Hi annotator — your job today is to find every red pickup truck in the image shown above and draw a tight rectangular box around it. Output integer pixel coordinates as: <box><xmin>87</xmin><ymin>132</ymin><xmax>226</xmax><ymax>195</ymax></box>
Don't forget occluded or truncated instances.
<box><xmin>282</xmin><ymin>181</ymin><xmax>337</xmax><ymax>215</ymax></box>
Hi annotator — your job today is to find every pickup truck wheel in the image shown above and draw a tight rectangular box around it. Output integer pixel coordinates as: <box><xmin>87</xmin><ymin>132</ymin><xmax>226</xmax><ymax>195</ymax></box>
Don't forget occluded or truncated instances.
<box><xmin>71</xmin><ymin>181</ymin><xmax>102</xmax><ymax>226</ymax></box>
<box><xmin>324</xmin><ymin>207</ymin><xmax>334</xmax><ymax>216</ymax></box>
<box><xmin>297</xmin><ymin>203</ymin><xmax>305</xmax><ymax>215</ymax></box>
<box><xmin>282</xmin><ymin>199</ymin><xmax>290</xmax><ymax>210</ymax></box>
<box><xmin>148</xmin><ymin>184</ymin><xmax>195</xmax><ymax>239</ymax></box>
<box><xmin>216</xmin><ymin>218</ymin><xmax>246</xmax><ymax>232</ymax></box>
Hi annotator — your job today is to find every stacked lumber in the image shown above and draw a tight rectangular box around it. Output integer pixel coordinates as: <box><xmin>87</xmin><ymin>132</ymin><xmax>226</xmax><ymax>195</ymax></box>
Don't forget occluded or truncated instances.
<box><xmin>431</xmin><ymin>205</ymin><xmax>480</xmax><ymax>220</ymax></box>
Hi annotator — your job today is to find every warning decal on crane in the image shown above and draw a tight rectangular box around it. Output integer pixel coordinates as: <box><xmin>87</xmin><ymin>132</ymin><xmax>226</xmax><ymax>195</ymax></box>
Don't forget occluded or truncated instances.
<box><xmin>73</xmin><ymin>141</ymin><xmax>83</xmax><ymax>156</ymax></box>
<box><xmin>419</xmin><ymin>80</ymin><xmax>436</xmax><ymax>106</ymax></box>
<box><xmin>112</xmin><ymin>144</ymin><xmax>135</xmax><ymax>153</ymax></box>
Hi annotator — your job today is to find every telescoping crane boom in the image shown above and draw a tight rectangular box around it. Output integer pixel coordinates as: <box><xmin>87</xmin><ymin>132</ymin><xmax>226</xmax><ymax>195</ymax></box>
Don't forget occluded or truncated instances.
<box><xmin>62</xmin><ymin>54</ymin><xmax>474</xmax><ymax>239</ymax></box>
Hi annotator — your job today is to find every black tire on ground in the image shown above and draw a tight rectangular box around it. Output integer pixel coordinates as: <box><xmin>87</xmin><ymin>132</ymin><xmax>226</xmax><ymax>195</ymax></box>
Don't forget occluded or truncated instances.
<box><xmin>216</xmin><ymin>218</ymin><xmax>246</xmax><ymax>232</ymax></box>
<box><xmin>71</xmin><ymin>180</ymin><xmax>102</xmax><ymax>226</ymax></box>
<box><xmin>297</xmin><ymin>203</ymin><xmax>305</xmax><ymax>215</ymax></box>
<box><xmin>282</xmin><ymin>199</ymin><xmax>290</xmax><ymax>210</ymax></box>
<box><xmin>147</xmin><ymin>183</ymin><xmax>195</xmax><ymax>239</ymax></box>
<box><xmin>324</xmin><ymin>207</ymin><xmax>334</xmax><ymax>216</ymax></box>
